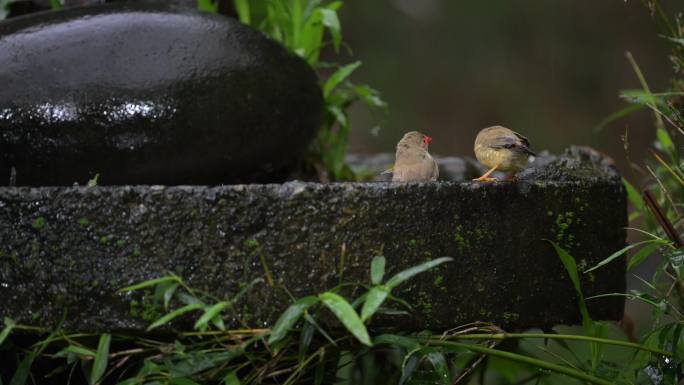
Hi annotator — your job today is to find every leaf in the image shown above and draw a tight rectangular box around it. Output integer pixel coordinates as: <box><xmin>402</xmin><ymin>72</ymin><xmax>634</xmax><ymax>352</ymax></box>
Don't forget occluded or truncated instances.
<box><xmin>373</xmin><ymin>334</ymin><xmax>421</xmax><ymax>351</ymax></box>
<box><xmin>319</xmin><ymin>292</ymin><xmax>371</xmax><ymax>346</ymax></box>
<box><xmin>584</xmin><ymin>240</ymin><xmax>666</xmax><ymax>273</ymax></box>
<box><xmin>360</xmin><ymin>285</ymin><xmax>389</xmax><ymax>322</ymax></box>
<box><xmin>89</xmin><ymin>333</ymin><xmax>111</xmax><ymax>385</ymax></box>
<box><xmin>0</xmin><ymin>317</ymin><xmax>16</xmax><ymax>346</ymax></box>
<box><xmin>298</xmin><ymin>320</ymin><xmax>315</xmax><ymax>362</ymax></box>
<box><xmin>10</xmin><ymin>352</ymin><xmax>35</xmax><ymax>385</ymax></box>
<box><xmin>119</xmin><ymin>275</ymin><xmax>178</xmax><ymax>293</ymax></box>
<box><xmin>0</xmin><ymin>0</ymin><xmax>10</xmax><ymax>20</ymax></box>
<box><xmin>370</xmin><ymin>256</ymin><xmax>386</xmax><ymax>284</ymax></box>
<box><xmin>628</xmin><ymin>242</ymin><xmax>663</xmax><ymax>270</ymax></box>
<box><xmin>223</xmin><ymin>371</ymin><xmax>241</xmax><ymax>385</ymax></box>
<box><xmin>55</xmin><ymin>345</ymin><xmax>96</xmax><ymax>358</ymax></box>
<box><xmin>386</xmin><ymin>257</ymin><xmax>453</xmax><ymax>289</ymax></box>
<box><xmin>268</xmin><ymin>296</ymin><xmax>319</xmax><ymax>345</ymax></box>
<box><xmin>197</xmin><ymin>0</ymin><xmax>218</xmax><ymax>13</ymax></box>
<box><xmin>547</xmin><ymin>241</ymin><xmax>594</xmax><ymax>333</ymax></box>
<box><xmin>323</xmin><ymin>61</ymin><xmax>361</xmax><ymax>99</ymax></box>
<box><xmin>656</xmin><ymin>127</ymin><xmax>675</xmax><ymax>154</ymax></box>
<box><xmin>163</xmin><ymin>283</ymin><xmax>179</xmax><ymax>310</ymax></box>
<box><xmin>170</xmin><ymin>378</ymin><xmax>202</xmax><ymax>385</ymax></box>
<box><xmin>623</xmin><ymin>178</ymin><xmax>644</xmax><ymax>212</ymax></box>
<box><xmin>594</xmin><ymin>104</ymin><xmax>645</xmax><ymax>133</ymax></box>
<box><xmin>48</xmin><ymin>0</ymin><xmax>61</xmax><ymax>10</ymax></box>
<box><xmin>319</xmin><ymin>8</ymin><xmax>341</xmax><ymax>51</ymax></box>
<box><xmin>234</xmin><ymin>0</ymin><xmax>250</xmax><ymax>24</ymax></box>
<box><xmin>147</xmin><ymin>303</ymin><xmax>203</xmax><ymax>331</ymax></box>
<box><xmin>193</xmin><ymin>301</ymin><xmax>231</xmax><ymax>331</ymax></box>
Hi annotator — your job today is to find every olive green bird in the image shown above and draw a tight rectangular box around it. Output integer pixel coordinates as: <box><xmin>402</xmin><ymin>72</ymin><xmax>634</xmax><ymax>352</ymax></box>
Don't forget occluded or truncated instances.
<box><xmin>391</xmin><ymin>131</ymin><xmax>439</xmax><ymax>182</ymax></box>
<box><xmin>473</xmin><ymin>125</ymin><xmax>535</xmax><ymax>181</ymax></box>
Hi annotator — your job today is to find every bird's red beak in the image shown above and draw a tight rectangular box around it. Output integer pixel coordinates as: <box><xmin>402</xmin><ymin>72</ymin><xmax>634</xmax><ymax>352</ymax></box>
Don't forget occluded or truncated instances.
<box><xmin>423</xmin><ymin>135</ymin><xmax>432</xmax><ymax>145</ymax></box>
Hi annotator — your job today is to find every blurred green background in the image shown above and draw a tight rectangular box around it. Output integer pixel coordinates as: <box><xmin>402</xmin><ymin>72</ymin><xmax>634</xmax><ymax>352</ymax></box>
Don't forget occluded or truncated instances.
<box><xmin>340</xmin><ymin>0</ymin><xmax>682</xmax><ymax>176</ymax></box>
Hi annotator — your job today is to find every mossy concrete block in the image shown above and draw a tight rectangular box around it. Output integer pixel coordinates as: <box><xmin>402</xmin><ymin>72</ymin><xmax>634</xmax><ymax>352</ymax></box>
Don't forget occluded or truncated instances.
<box><xmin>0</xmin><ymin>147</ymin><xmax>626</xmax><ymax>332</ymax></box>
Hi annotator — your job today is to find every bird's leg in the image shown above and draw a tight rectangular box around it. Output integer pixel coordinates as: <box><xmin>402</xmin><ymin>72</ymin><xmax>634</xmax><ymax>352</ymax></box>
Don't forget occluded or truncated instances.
<box><xmin>472</xmin><ymin>165</ymin><xmax>498</xmax><ymax>182</ymax></box>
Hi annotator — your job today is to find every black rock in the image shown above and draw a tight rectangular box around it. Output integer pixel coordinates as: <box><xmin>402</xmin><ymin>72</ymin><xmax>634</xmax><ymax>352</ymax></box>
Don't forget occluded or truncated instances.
<box><xmin>0</xmin><ymin>3</ymin><xmax>322</xmax><ymax>185</ymax></box>
<box><xmin>0</xmin><ymin>149</ymin><xmax>626</xmax><ymax>332</ymax></box>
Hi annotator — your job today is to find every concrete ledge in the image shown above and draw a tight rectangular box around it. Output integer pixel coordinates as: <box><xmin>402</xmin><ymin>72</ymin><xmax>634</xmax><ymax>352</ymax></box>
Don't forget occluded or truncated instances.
<box><xmin>0</xmin><ymin>148</ymin><xmax>626</xmax><ymax>332</ymax></box>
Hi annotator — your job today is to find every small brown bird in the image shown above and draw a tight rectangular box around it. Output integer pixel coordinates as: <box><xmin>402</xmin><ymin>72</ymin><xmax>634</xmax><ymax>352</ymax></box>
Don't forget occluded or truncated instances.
<box><xmin>391</xmin><ymin>131</ymin><xmax>439</xmax><ymax>182</ymax></box>
<box><xmin>473</xmin><ymin>125</ymin><xmax>535</xmax><ymax>181</ymax></box>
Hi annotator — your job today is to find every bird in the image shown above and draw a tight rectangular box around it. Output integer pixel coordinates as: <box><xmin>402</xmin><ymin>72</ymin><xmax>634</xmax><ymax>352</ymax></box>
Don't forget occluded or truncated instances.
<box><xmin>473</xmin><ymin>125</ymin><xmax>535</xmax><ymax>182</ymax></box>
<box><xmin>391</xmin><ymin>131</ymin><xmax>439</xmax><ymax>182</ymax></box>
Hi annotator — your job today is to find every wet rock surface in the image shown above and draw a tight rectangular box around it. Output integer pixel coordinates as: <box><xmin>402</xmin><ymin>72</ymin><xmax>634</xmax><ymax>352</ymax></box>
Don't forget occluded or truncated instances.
<box><xmin>0</xmin><ymin>3</ymin><xmax>322</xmax><ymax>185</ymax></box>
<box><xmin>0</xmin><ymin>148</ymin><xmax>626</xmax><ymax>332</ymax></box>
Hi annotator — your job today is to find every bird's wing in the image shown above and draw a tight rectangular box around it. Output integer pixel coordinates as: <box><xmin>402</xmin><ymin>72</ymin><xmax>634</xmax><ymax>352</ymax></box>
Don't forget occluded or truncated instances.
<box><xmin>490</xmin><ymin>134</ymin><xmax>535</xmax><ymax>156</ymax></box>
<box><xmin>430</xmin><ymin>157</ymin><xmax>439</xmax><ymax>181</ymax></box>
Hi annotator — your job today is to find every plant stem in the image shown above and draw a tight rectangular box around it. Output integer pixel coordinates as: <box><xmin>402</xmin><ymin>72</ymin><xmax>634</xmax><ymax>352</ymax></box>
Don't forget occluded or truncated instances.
<box><xmin>425</xmin><ymin>340</ymin><xmax>614</xmax><ymax>385</ymax></box>
<box><xmin>431</xmin><ymin>332</ymin><xmax>671</xmax><ymax>356</ymax></box>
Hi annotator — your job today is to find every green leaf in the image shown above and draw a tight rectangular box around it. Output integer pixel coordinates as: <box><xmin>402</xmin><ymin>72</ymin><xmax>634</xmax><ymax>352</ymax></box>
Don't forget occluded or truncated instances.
<box><xmin>234</xmin><ymin>0</ymin><xmax>250</xmax><ymax>24</ymax></box>
<box><xmin>10</xmin><ymin>352</ymin><xmax>35</xmax><ymax>385</ymax></box>
<box><xmin>119</xmin><ymin>275</ymin><xmax>178</xmax><ymax>293</ymax></box>
<box><xmin>584</xmin><ymin>240</ymin><xmax>666</xmax><ymax>273</ymax></box>
<box><xmin>656</xmin><ymin>127</ymin><xmax>675</xmax><ymax>154</ymax></box>
<box><xmin>386</xmin><ymin>257</ymin><xmax>453</xmax><ymax>289</ymax></box>
<box><xmin>48</xmin><ymin>0</ymin><xmax>61</xmax><ymax>10</ymax></box>
<box><xmin>319</xmin><ymin>292</ymin><xmax>371</xmax><ymax>346</ymax></box>
<box><xmin>622</xmin><ymin>178</ymin><xmax>644</xmax><ymax>212</ymax></box>
<box><xmin>55</xmin><ymin>345</ymin><xmax>96</xmax><ymax>358</ymax></box>
<box><xmin>0</xmin><ymin>317</ymin><xmax>16</xmax><ymax>346</ymax></box>
<box><xmin>162</xmin><ymin>283</ymin><xmax>179</xmax><ymax>310</ymax></box>
<box><xmin>370</xmin><ymin>256</ymin><xmax>386</xmax><ymax>284</ymax></box>
<box><xmin>147</xmin><ymin>303</ymin><xmax>203</xmax><ymax>331</ymax></box>
<box><xmin>0</xmin><ymin>0</ymin><xmax>10</xmax><ymax>21</ymax></box>
<box><xmin>268</xmin><ymin>296</ymin><xmax>319</xmax><ymax>345</ymax></box>
<box><xmin>373</xmin><ymin>334</ymin><xmax>421</xmax><ymax>351</ymax></box>
<box><xmin>170</xmin><ymin>378</ymin><xmax>202</xmax><ymax>385</ymax></box>
<box><xmin>323</xmin><ymin>61</ymin><xmax>361</xmax><ymax>99</ymax></box>
<box><xmin>360</xmin><ymin>285</ymin><xmax>389</xmax><ymax>322</ymax></box>
<box><xmin>319</xmin><ymin>8</ymin><xmax>341</xmax><ymax>51</ymax></box>
<box><xmin>193</xmin><ymin>301</ymin><xmax>231</xmax><ymax>331</ymax></box>
<box><xmin>628</xmin><ymin>242</ymin><xmax>664</xmax><ymax>270</ymax></box>
<box><xmin>593</xmin><ymin>104</ymin><xmax>645</xmax><ymax>132</ymax></box>
<box><xmin>89</xmin><ymin>333</ymin><xmax>111</xmax><ymax>385</ymax></box>
<box><xmin>223</xmin><ymin>371</ymin><xmax>241</xmax><ymax>385</ymax></box>
<box><xmin>197</xmin><ymin>0</ymin><xmax>218</xmax><ymax>13</ymax></box>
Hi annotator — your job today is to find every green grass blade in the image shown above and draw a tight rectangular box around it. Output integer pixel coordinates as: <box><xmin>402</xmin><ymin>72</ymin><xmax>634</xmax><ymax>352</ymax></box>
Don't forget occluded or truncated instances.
<box><xmin>10</xmin><ymin>352</ymin><xmax>36</xmax><ymax>385</ymax></box>
<box><xmin>319</xmin><ymin>8</ymin><xmax>341</xmax><ymax>51</ymax></box>
<box><xmin>594</xmin><ymin>104</ymin><xmax>645</xmax><ymax>133</ymax></box>
<box><xmin>623</xmin><ymin>178</ymin><xmax>644</xmax><ymax>212</ymax></box>
<box><xmin>370</xmin><ymin>256</ymin><xmax>386</xmax><ymax>284</ymax></box>
<box><xmin>194</xmin><ymin>301</ymin><xmax>231</xmax><ymax>331</ymax></box>
<box><xmin>268</xmin><ymin>296</ymin><xmax>319</xmax><ymax>345</ymax></box>
<box><xmin>428</xmin><ymin>340</ymin><xmax>614</xmax><ymax>385</ymax></box>
<box><xmin>386</xmin><ymin>257</ymin><xmax>453</xmax><ymax>289</ymax></box>
<box><xmin>89</xmin><ymin>333</ymin><xmax>111</xmax><ymax>385</ymax></box>
<box><xmin>373</xmin><ymin>334</ymin><xmax>421</xmax><ymax>351</ymax></box>
<box><xmin>323</xmin><ymin>61</ymin><xmax>361</xmax><ymax>99</ymax></box>
<box><xmin>319</xmin><ymin>292</ymin><xmax>371</xmax><ymax>346</ymax></box>
<box><xmin>360</xmin><ymin>285</ymin><xmax>389</xmax><ymax>322</ymax></box>
<box><xmin>55</xmin><ymin>345</ymin><xmax>96</xmax><ymax>358</ymax></box>
<box><xmin>0</xmin><ymin>317</ymin><xmax>16</xmax><ymax>346</ymax></box>
<box><xmin>584</xmin><ymin>240</ymin><xmax>666</xmax><ymax>273</ymax></box>
<box><xmin>628</xmin><ymin>242</ymin><xmax>663</xmax><ymax>270</ymax></box>
<box><xmin>223</xmin><ymin>371</ymin><xmax>241</xmax><ymax>385</ymax></box>
<box><xmin>119</xmin><ymin>275</ymin><xmax>178</xmax><ymax>293</ymax></box>
<box><xmin>197</xmin><ymin>0</ymin><xmax>218</xmax><ymax>13</ymax></box>
<box><xmin>147</xmin><ymin>303</ymin><xmax>203</xmax><ymax>331</ymax></box>
<box><xmin>234</xmin><ymin>0</ymin><xmax>251</xmax><ymax>24</ymax></box>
